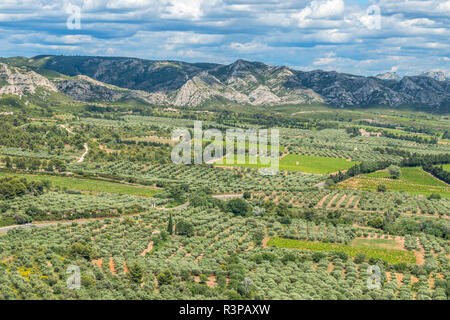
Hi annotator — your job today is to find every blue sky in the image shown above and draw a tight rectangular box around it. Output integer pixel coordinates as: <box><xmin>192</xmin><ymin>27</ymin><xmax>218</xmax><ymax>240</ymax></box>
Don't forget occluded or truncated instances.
<box><xmin>0</xmin><ymin>0</ymin><xmax>449</xmax><ymax>76</ymax></box>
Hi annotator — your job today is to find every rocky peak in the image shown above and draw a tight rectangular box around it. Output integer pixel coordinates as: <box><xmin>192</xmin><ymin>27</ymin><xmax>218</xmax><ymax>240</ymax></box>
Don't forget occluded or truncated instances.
<box><xmin>419</xmin><ymin>70</ymin><xmax>448</xmax><ymax>82</ymax></box>
<box><xmin>375</xmin><ymin>72</ymin><xmax>402</xmax><ymax>81</ymax></box>
<box><xmin>0</xmin><ymin>62</ymin><xmax>57</xmax><ymax>96</ymax></box>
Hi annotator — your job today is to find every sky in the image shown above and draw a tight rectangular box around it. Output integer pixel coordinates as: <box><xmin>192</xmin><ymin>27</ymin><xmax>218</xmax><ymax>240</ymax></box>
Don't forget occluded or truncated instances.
<box><xmin>0</xmin><ymin>0</ymin><xmax>449</xmax><ymax>76</ymax></box>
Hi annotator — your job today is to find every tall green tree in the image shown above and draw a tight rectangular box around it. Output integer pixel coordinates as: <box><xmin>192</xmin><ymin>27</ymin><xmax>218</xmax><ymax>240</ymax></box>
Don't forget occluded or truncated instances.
<box><xmin>167</xmin><ymin>213</ymin><xmax>173</xmax><ymax>235</ymax></box>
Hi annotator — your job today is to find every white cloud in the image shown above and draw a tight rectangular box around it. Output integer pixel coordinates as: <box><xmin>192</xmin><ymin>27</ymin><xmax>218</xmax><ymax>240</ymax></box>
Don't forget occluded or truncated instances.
<box><xmin>313</xmin><ymin>52</ymin><xmax>337</xmax><ymax>66</ymax></box>
<box><xmin>230</xmin><ymin>41</ymin><xmax>268</xmax><ymax>53</ymax></box>
<box><xmin>302</xmin><ymin>0</ymin><xmax>345</xmax><ymax>19</ymax></box>
<box><xmin>0</xmin><ymin>0</ymin><xmax>447</xmax><ymax>76</ymax></box>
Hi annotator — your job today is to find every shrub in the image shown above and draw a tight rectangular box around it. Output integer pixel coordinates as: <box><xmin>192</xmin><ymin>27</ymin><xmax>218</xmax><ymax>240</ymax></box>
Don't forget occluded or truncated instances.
<box><xmin>176</xmin><ymin>220</ymin><xmax>194</xmax><ymax>237</ymax></box>
<box><xmin>13</xmin><ymin>213</ymin><xmax>31</xmax><ymax>225</ymax></box>
<box><xmin>243</xmin><ymin>192</ymin><xmax>252</xmax><ymax>200</ymax></box>
<box><xmin>428</xmin><ymin>193</ymin><xmax>441</xmax><ymax>200</ymax></box>
<box><xmin>388</xmin><ymin>165</ymin><xmax>401</xmax><ymax>179</ymax></box>
<box><xmin>354</xmin><ymin>253</ymin><xmax>367</xmax><ymax>264</ymax></box>
<box><xmin>68</xmin><ymin>243</ymin><xmax>94</xmax><ymax>260</ymax></box>
<box><xmin>227</xmin><ymin>198</ymin><xmax>251</xmax><ymax>216</ymax></box>
<box><xmin>129</xmin><ymin>263</ymin><xmax>144</xmax><ymax>283</ymax></box>
<box><xmin>157</xmin><ymin>269</ymin><xmax>174</xmax><ymax>286</ymax></box>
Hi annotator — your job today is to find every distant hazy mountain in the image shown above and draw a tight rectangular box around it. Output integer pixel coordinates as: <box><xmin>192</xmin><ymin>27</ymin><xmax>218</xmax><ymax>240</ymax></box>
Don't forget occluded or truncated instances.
<box><xmin>1</xmin><ymin>55</ymin><xmax>449</xmax><ymax>112</ymax></box>
<box><xmin>420</xmin><ymin>70</ymin><xmax>448</xmax><ymax>82</ymax></box>
<box><xmin>375</xmin><ymin>72</ymin><xmax>402</xmax><ymax>81</ymax></box>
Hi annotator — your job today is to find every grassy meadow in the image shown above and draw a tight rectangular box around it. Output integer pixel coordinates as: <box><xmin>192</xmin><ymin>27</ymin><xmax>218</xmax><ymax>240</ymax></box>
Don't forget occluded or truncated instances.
<box><xmin>0</xmin><ymin>171</ymin><xmax>159</xmax><ymax>197</ymax></box>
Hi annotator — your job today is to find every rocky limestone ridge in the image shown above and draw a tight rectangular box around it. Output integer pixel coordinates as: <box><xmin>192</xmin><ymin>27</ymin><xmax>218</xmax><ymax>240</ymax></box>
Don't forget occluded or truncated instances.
<box><xmin>0</xmin><ymin>62</ymin><xmax>57</xmax><ymax>96</ymax></box>
<box><xmin>4</xmin><ymin>56</ymin><xmax>450</xmax><ymax>110</ymax></box>
<box><xmin>55</xmin><ymin>75</ymin><xmax>168</xmax><ymax>104</ymax></box>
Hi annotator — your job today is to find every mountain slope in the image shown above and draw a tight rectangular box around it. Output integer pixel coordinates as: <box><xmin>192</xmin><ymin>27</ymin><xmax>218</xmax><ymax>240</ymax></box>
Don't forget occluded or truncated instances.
<box><xmin>2</xmin><ymin>55</ymin><xmax>449</xmax><ymax>111</ymax></box>
<box><xmin>41</xmin><ymin>56</ymin><xmax>220</xmax><ymax>93</ymax></box>
<box><xmin>0</xmin><ymin>62</ymin><xmax>57</xmax><ymax>96</ymax></box>
<box><xmin>54</xmin><ymin>75</ymin><xmax>167</xmax><ymax>105</ymax></box>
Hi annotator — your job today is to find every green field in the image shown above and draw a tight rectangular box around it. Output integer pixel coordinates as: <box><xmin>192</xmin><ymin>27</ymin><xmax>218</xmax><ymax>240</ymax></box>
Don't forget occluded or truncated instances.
<box><xmin>279</xmin><ymin>155</ymin><xmax>359</xmax><ymax>174</ymax></box>
<box><xmin>215</xmin><ymin>154</ymin><xmax>358</xmax><ymax>174</ymax></box>
<box><xmin>0</xmin><ymin>172</ymin><xmax>159</xmax><ymax>197</ymax></box>
<box><xmin>443</xmin><ymin>164</ymin><xmax>450</xmax><ymax>172</ymax></box>
<box><xmin>196</xmin><ymin>139</ymin><xmax>285</xmax><ymax>152</ymax></box>
<box><xmin>267</xmin><ymin>237</ymin><xmax>416</xmax><ymax>264</ymax></box>
<box><xmin>340</xmin><ymin>167</ymin><xmax>450</xmax><ymax>197</ymax></box>
<box><xmin>214</xmin><ymin>154</ymin><xmax>274</xmax><ymax>169</ymax></box>
<box><xmin>352</xmin><ymin>238</ymin><xmax>400</xmax><ymax>250</ymax></box>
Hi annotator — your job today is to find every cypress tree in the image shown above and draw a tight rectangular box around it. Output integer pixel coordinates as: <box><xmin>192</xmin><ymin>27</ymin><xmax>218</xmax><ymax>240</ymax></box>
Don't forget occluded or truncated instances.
<box><xmin>168</xmin><ymin>213</ymin><xmax>173</xmax><ymax>235</ymax></box>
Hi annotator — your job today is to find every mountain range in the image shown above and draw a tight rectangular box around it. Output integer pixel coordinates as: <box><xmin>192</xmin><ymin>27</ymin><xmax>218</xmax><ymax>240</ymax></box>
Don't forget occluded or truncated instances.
<box><xmin>1</xmin><ymin>55</ymin><xmax>449</xmax><ymax>112</ymax></box>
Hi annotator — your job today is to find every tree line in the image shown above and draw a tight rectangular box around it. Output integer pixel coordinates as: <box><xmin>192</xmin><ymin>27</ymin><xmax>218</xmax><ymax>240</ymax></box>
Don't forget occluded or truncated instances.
<box><xmin>0</xmin><ymin>176</ymin><xmax>50</xmax><ymax>200</ymax></box>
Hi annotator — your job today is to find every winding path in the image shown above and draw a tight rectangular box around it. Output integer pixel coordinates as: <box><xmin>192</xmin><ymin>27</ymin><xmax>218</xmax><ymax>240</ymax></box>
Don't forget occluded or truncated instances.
<box><xmin>59</xmin><ymin>124</ymin><xmax>74</xmax><ymax>135</ymax></box>
<box><xmin>77</xmin><ymin>143</ymin><xmax>89</xmax><ymax>163</ymax></box>
<box><xmin>59</xmin><ymin>124</ymin><xmax>88</xmax><ymax>163</ymax></box>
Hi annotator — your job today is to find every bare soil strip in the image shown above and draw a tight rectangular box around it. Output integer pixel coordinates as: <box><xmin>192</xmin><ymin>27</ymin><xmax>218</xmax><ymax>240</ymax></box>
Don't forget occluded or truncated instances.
<box><xmin>140</xmin><ymin>241</ymin><xmax>154</xmax><ymax>257</ymax></box>
<box><xmin>109</xmin><ymin>257</ymin><xmax>116</xmax><ymax>274</ymax></box>
<box><xmin>336</xmin><ymin>194</ymin><xmax>347</xmax><ymax>208</ymax></box>
<box><xmin>326</xmin><ymin>194</ymin><xmax>340</xmax><ymax>209</ymax></box>
<box><xmin>92</xmin><ymin>258</ymin><xmax>103</xmax><ymax>270</ymax></box>
<box><xmin>316</xmin><ymin>194</ymin><xmax>331</xmax><ymax>208</ymax></box>
<box><xmin>345</xmin><ymin>195</ymin><xmax>355</xmax><ymax>208</ymax></box>
<box><xmin>353</xmin><ymin>198</ymin><xmax>360</xmax><ymax>209</ymax></box>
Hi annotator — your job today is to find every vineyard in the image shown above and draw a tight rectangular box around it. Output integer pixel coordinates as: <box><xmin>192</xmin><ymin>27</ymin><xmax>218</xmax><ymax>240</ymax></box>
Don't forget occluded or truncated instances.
<box><xmin>0</xmin><ymin>103</ymin><xmax>448</xmax><ymax>301</ymax></box>
<box><xmin>252</xmin><ymin>189</ymin><xmax>450</xmax><ymax>216</ymax></box>
<box><xmin>0</xmin><ymin>208</ymin><xmax>448</xmax><ymax>300</ymax></box>
<box><xmin>339</xmin><ymin>167</ymin><xmax>450</xmax><ymax>197</ymax></box>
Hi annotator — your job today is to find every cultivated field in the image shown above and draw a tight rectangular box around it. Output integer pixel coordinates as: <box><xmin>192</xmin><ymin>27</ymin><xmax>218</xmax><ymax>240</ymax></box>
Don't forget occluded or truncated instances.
<box><xmin>339</xmin><ymin>167</ymin><xmax>450</xmax><ymax>197</ymax></box>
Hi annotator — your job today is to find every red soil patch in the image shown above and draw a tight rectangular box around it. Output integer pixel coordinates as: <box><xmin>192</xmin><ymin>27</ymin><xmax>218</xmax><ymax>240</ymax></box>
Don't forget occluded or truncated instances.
<box><xmin>194</xmin><ymin>275</ymin><xmax>217</xmax><ymax>288</ymax></box>
<box><xmin>182</xmin><ymin>252</ymin><xmax>192</xmax><ymax>259</ymax></box>
<box><xmin>109</xmin><ymin>257</ymin><xmax>116</xmax><ymax>274</ymax></box>
<box><xmin>395</xmin><ymin>273</ymin><xmax>404</xmax><ymax>287</ymax></box>
<box><xmin>414</xmin><ymin>250</ymin><xmax>425</xmax><ymax>265</ymax></box>
<box><xmin>316</xmin><ymin>194</ymin><xmax>331</xmax><ymax>208</ymax></box>
<box><xmin>206</xmin><ymin>275</ymin><xmax>217</xmax><ymax>288</ymax></box>
<box><xmin>1</xmin><ymin>256</ymin><xmax>13</xmax><ymax>264</ymax></box>
<box><xmin>336</xmin><ymin>194</ymin><xmax>347</xmax><ymax>208</ymax></box>
<box><xmin>195</xmin><ymin>252</ymin><xmax>204</xmax><ymax>262</ymax></box>
<box><xmin>245</xmin><ymin>244</ymin><xmax>254</xmax><ymax>252</ymax></box>
<box><xmin>345</xmin><ymin>195</ymin><xmax>356</xmax><ymax>209</ymax></box>
<box><xmin>414</xmin><ymin>238</ymin><xmax>425</xmax><ymax>265</ymax></box>
<box><xmin>262</xmin><ymin>237</ymin><xmax>270</xmax><ymax>248</ymax></box>
<box><xmin>353</xmin><ymin>198</ymin><xmax>360</xmax><ymax>209</ymax></box>
<box><xmin>428</xmin><ymin>276</ymin><xmax>435</xmax><ymax>291</ymax></box>
<box><xmin>327</xmin><ymin>263</ymin><xmax>334</xmax><ymax>274</ymax></box>
<box><xmin>326</xmin><ymin>194</ymin><xmax>340</xmax><ymax>209</ymax></box>
<box><xmin>92</xmin><ymin>258</ymin><xmax>103</xmax><ymax>270</ymax></box>
<box><xmin>140</xmin><ymin>241</ymin><xmax>154</xmax><ymax>257</ymax></box>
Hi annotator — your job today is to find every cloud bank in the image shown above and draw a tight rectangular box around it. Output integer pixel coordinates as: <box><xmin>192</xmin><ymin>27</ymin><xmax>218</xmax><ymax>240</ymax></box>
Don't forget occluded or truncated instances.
<box><xmin>0</xmin><ymin>0</ymin><xmax>449</xmax><ymax>76</ymax></box>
